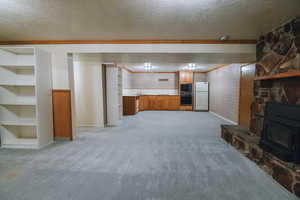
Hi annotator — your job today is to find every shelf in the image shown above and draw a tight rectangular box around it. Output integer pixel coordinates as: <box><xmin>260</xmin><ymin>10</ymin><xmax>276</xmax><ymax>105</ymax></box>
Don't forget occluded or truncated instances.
<box><xmin>0</xmin><ymin>98</ymin><xmax>36</xmax><ymax>106</ymax></box>
<box><xmin>0</xmin><ymin>120</ymin><xmax>37</xmax><ymax>126</ymax></box>
<box><xmin>0</xmin><ymin>100</ymin><xmax>36</xmax><ymax>106</ymax></box>
<box><xmin>0</xmin><ymin>47</ymin><xmax>34</xmax><ymax>55</ymax></box>
<box><xmin>0</xmin><ymin>65</ymin><xmax>34</xmax><ymax>69</ymax></box>
<box><xmin>0</xmin><ymin>47</ymin><xmax>53</xmax><ymax>149</ymax></box>
<box><xmin>254</xmin><ymin>71</ymin><xmax>300</xmax><ymax>81</ymax></box>
<box><xmin>1</xmin><ymin>138</ymin><xmax>38</xmax><ymax>149</ymax></box>
<box><xmin>0</xmin><ymin>82</ymin><xmax>35</xmax><ymax>86</ymax></box>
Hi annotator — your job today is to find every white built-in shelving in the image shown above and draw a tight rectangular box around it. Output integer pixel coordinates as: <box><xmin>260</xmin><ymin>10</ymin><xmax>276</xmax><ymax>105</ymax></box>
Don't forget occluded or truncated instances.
<box><xmin>0</xmin><ymin>47</ymin><xmax>53</xmax><ymax>149</ymax></box>
<box><xmin>106</xmin><ymin>65</ymin><xmax>123</xmax><ymax>126</ymax></box>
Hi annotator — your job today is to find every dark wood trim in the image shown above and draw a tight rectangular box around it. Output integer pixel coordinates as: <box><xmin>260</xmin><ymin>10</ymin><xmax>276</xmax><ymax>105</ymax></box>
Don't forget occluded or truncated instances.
<box><xmin>102</xmin><ymin>64</ymin><xmax>108</xmax><ymax>126</ymax></box>
<box><xmin>254</xmin><ymin>71</ymin><xmax>300</xmax><ymax>81</ymax></box>
<box><xmin>238</xmin><ymin>65</ymin><xmax>244</xmax><ymax>125</ymax></box>
<box><xmin>0</xmin><ymin>39</ymin><xmax>257</xmax><ymax>45</ymax></box>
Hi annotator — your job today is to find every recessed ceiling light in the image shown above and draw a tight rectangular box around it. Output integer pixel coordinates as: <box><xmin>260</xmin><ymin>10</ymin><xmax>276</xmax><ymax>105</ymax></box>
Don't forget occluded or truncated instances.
<box><xmin>183</xmin><ymin>63</ymin><xmax>197</xmax><ymax>71</ymax></box>
<box><xmin>144</xmin><ymin>62</ymin><xmax>152</xmax><ymax>71</ymax></box>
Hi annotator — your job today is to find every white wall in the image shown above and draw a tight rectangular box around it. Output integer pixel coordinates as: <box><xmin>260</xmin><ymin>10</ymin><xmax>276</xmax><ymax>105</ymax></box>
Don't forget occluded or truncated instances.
<box><xmin>194</xmin><ymin>73</ymin><xmax>207</xmax><ymax>83</ymax></box>
<box><xmin>122</xmin><ymin>71</ymin><xmax>179</xmax><ymax>95</ymax></box>
<box><xmin>131</xmin><ymin>73</ymin><xmax>178</xmax><ymax>89</ymax></box>
<box><xmin>1</xmin><ymin>44</ymin><xmax>255</xmax><ymax>89</ymax></box>
<box><xmin>73</xmin><ymin>55</ymin><xmax>104</xmax><ymax>127</ymax></box>
<box><xmin>122</xmin><ymin>69</ymin><xmax>132</xmax><ymax>89</ymax></box>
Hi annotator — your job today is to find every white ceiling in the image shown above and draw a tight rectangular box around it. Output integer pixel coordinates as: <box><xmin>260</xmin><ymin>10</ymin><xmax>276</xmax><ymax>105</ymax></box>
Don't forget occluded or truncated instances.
<box><xmin>0</xmin><ymin>0</ymin><xmax>299</xmax><ymax>41</ymax></box>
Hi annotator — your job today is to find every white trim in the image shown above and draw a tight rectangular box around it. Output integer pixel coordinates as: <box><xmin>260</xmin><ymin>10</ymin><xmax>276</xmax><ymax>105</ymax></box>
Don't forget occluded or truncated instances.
<box><xmin>209</xmin><ymin>111</ymin><xmax>238</xmax><ymax>125</ymax></box>
<box><xmin>78</xmin><ymin>123</ymin><xmax>105</xmax><ymax>128</ymax></box>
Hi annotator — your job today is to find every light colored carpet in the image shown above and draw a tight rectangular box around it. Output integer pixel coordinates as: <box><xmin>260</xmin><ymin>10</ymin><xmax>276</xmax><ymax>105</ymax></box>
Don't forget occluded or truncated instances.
<box><xmin>0</xmin><ymin>111</ymin><xmax>297</xmax><ymax>200</ymax></box>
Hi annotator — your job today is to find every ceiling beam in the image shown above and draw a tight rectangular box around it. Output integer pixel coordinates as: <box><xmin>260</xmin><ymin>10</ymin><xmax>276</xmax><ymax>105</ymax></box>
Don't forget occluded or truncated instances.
<box><xmin>0</xmin><ymin>39</ymin><xmax>257</xmax><ymax>45</ymax></box>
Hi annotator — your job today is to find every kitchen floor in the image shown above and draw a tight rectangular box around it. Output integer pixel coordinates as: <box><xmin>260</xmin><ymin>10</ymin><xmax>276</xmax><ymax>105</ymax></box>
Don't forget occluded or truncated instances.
<box><xmin>0</xmin><ymin>111</ymin><xmax>297</xmax><ymax>200</ymax></box>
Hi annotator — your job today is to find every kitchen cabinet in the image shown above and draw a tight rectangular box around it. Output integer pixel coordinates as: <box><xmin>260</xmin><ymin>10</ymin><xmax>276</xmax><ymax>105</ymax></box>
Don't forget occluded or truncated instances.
<box><xmin>139</xmin><ymin>95</ymin><xmax>180</xmax><ymax>111</ymax></box>
<box><xmin>123</xmin><ymin>96</ymin><xmax>139</xmax><ymax>115</ymax></box>
<box><xmin>179</xmin><ymin>71</ymin><xmax>193</xmax><ymax>83</ymax></box>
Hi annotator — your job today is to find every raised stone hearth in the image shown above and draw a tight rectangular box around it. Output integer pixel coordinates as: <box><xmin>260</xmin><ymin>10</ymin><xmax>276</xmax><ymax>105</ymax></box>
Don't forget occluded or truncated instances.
<box><xmin>221</xmin><ymin>125</ymin><xmax>300</xmax><ymax>197</ymax></box>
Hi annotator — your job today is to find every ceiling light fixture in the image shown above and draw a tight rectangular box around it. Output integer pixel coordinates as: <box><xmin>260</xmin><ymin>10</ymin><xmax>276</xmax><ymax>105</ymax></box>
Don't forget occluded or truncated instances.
<box><xmin>189</xmin><ymin>63</ymin><xmax>196</xmax><ymax>70</ymax></box>
<box><xmin>144</xmin><ymin>62</ymin><xmax>152</xmax><ymax>71</ymax></box>
<box><xmin>219</xmin><ymin>35</ymin><xmax>230</xmax><ymax>41</ymax></box>
<box><xmin>183</xmin><ymin>63</ymin><xmax>196</xmax><ymax>71</ymax></box>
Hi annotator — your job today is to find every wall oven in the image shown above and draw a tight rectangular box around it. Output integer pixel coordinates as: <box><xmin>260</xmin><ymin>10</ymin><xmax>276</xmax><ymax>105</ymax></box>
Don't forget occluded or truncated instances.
<box><xmin>180</xmin><ymin>83</ymin><xmax>192</xmax><ymax>105</ymax></box>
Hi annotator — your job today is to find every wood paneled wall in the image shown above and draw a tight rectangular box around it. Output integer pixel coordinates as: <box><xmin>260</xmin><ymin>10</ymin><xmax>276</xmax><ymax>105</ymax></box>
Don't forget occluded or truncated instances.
<box><xmin>52</xmin><ymin>90</ymin><xmax>73</xmax><ymax>140</ymax></box>
<box><xmin>239</xmin><ymin>64</ymin><xmax>255</xmax><ymax>126</ymax></box>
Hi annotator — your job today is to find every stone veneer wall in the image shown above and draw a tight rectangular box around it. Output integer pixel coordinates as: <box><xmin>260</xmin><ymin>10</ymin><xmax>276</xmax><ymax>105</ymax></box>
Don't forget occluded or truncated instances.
<box><xmin>250</xmin><ymin>16</ymin><xmax>300</xmax><ymax>135</ymax></box>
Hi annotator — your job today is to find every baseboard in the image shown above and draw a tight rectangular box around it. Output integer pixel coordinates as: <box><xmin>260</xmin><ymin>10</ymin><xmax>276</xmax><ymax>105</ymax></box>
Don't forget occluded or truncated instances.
<box><xmin>78</xmin><ymin>123</ymin><xmax>105</xmax><ymax>128</ymax></box>
<box><xmin>209</xmin><ymin>111</ymin><xmax>238</xmax><ymax>125</ymax></box>
<box><xmin>38</xmin><ymin>140</ymin><xmax>54</xmax><ymax>149</ymax></box>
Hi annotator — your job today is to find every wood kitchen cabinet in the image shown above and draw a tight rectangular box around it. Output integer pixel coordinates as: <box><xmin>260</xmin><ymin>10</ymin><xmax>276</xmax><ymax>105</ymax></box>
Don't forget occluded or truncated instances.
<box><xmin>123</xmin><ymin>96</ymin><xmax>139</xmax><ymax>115</ymax></box>
<box><xmin>179</xmin><ymin>71</ymin><xmax>193</xmax><ymax>83</ymax></box>
<box><xmin>139</xmin><ymin>95</ymin><xmax>180</xmax><ymax>111</ymax></box>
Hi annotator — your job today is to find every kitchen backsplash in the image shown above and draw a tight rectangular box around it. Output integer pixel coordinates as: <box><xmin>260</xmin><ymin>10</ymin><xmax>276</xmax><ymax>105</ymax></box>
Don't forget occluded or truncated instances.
<box><xmin>123</xmin><ymin>89</ymin><xmax>178</xmax><ymax>96</ymax></box>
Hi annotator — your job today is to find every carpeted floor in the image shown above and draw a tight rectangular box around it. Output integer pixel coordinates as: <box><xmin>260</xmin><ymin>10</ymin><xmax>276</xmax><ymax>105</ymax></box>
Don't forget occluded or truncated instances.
<box><xmin>0</xmin><ymin>111</ymin><xmax>297</xmax><ymax>200</ymax></box>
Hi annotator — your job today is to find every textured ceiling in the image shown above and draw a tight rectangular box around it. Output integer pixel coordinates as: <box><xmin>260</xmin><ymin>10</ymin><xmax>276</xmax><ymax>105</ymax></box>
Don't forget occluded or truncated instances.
<box><xmin>82</xmin><ymin>52</ymin><xmax>255</xmax><ymax>72</ymax></box>
<box><xmin>0</xmin><ymin>0</ymin><xmax>299</xmax><ymax>41</ymax></box>
<box><xmin>98</xmin><ymin>53</ymin><xmax>255</xmax><ymax>65</ymax></box>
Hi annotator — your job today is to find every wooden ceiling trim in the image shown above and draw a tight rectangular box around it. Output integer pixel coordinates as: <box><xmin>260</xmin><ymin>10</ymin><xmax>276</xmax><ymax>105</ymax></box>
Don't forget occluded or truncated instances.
<box><xmin>0</xmin><ymin>39</ymin><xmax>257</xmax><ymax>45</ymax></box>
<box><xmin>119</xmin><ymin>66</ymin><xmax>135</xmax><ymax>73</ymax></box>
<box><xmin>204</xmin><ymin>64</ymin><xmax>231</xmax><ymax>73</ymax></box>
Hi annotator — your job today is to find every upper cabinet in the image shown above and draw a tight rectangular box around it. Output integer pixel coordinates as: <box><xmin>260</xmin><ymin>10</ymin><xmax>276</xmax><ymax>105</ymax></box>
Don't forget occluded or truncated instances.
<box><xmin>179</xmin><ymin>70</ymin><xmax>193</xmax><ymax>84</ymax></box>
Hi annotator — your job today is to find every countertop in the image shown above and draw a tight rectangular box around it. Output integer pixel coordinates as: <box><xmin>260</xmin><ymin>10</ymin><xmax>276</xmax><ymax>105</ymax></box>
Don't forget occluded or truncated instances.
<box><xmin>123</xmin><ymin>94</ymin><xmax>179</xmax><ymax>97</ymax></box>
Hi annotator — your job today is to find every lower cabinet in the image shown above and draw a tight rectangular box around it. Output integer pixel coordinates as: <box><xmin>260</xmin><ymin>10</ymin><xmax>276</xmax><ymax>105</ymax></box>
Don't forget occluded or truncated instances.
<box><xmin>52</xmin><ymin>90</ymin><xmax>73</xmax><ymax>140</ymax></box>
<box><xmin>139</xmin><ymin>95</ymin><xmax>180</xmax><ymax>111</ymax></box>
<box><xmin>123</xmin><ymin>96</ymin><xmax>139</xmax><ymax>115</ymax></box>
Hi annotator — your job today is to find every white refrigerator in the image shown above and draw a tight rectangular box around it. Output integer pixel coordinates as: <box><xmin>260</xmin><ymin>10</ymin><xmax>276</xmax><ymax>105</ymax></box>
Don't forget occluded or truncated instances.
<box><xmin>195</xmin><ymin>82</ymin><xmax>209</xmax><ymax>111</ymax></box>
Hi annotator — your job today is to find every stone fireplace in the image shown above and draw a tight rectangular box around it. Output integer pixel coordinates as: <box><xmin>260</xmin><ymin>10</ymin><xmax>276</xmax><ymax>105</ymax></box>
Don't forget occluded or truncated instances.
<box><xmin>260</xmin><ymin>102</ymin><xmax>300</xmax><ymax>163</ymax></box>
<box><xmin>221</xmin><ymin>16</ymin><xmax>300</xmax><ymax>197</ymax></box>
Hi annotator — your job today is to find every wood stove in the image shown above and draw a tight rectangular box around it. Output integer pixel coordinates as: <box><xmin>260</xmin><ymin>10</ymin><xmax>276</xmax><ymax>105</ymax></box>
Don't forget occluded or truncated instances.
<box><xmin>260</xmin><ymin>102</ymin><xmax>300</xmax><ymax>163</ymax></box>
